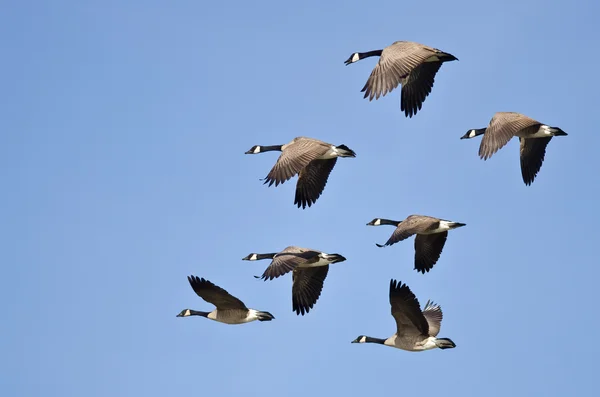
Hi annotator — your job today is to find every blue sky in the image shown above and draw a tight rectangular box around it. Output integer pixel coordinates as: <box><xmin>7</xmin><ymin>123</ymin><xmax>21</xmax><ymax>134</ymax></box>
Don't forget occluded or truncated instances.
<box><xmin>2</xmin><ymin>1</ymin><xmax>599</xmax><ymax>396</ymax></box>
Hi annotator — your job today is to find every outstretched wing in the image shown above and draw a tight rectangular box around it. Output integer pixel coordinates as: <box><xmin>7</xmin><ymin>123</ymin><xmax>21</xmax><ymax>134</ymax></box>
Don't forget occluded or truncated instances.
<box><xmin>520</xmin><ymin>137</ymin><xmax>552</xmax><ymax>185</ymax></box>
<box><xmin>295</xmin><ymin>159</ymin><xmax>337</xmax><ymax>209</ymax></box>
<box><xmin>292</xmin><ymin>266</ymin><xmax>329</xmax><ymax>316</ymax></box>
<box><xmin>479</xmin><ymin>112</ymin><xmax>541</xmax><ymax>160</ymax></box>
<box><xmin>400</xmin><ymin>61</ymin><xmax>443</xmax><ymax>118</ymax></box>
<box><xmin>361</xmin><ymin>42</ymin><xmax>438</xmax><ymax>101</ymax></box>
<box><xmin>188</xmin><ymin>276</ymin><xmax>247</xmax><ymax>310</ymax></box>
<box><xmin>389</xmin><ymin>279</ymin><xmax>429</xmax><ymax>337</ymax></box>
<box><xmin>264</xmin><ymin>138</ymin><xmax>328</xmax><ymax>186</ymax></box>
<box><xmin>414</xmin><ymin>231</ymin><xmax>448</xmax><ymax>273</ymax></box>
<box><xmin>259</xmin><ymin>248</ymin><xmax>321</xmax><ymax>280</ymax></box>
<box><xmin>378</xmin><ymin>215</ymin><xmax>437</xmax><ymax>247</ymax></box>
<box><xmin>422</xmin><ymin>300</ymin><xmax>443</xmax><ymax>337</ymax></box>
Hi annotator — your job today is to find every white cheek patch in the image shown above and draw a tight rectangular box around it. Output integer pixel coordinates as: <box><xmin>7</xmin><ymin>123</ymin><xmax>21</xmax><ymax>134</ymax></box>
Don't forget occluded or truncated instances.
<box><xmin>253</xmin><ymin>146</ymin><xmax>261</xmax><ymax>154</ymax></box>
<box><xmin>351</xmin><ymin>53</ymin><xmax>360</xmax><ymax>63</ymax></box>
<box><xmin>249</xmin><ymin>254</ymin><xmax>258</xmax><ymax>260</ymax></box>
<box><xmin>360</xmin><ymin>336</ymin><xmax>367</xmax><ymax>343</ymax></box>
<box><xmin>469</xmin><ymin>130</ymin><xmax>477</xmax><ymax>138</ymax></box>
<box><xmin>184</xmin><ymin>309</ymin><xmax>191</xmax><ymax>316</ymax></box>
<box><xmin>374</xmin><ymin>219</ymin><xmax>381</xmax><ymax>226</ymax></box>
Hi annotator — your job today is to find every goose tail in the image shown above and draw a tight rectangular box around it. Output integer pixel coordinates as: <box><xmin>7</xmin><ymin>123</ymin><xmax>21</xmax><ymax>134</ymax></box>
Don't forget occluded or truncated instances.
<box><xmin>434</xmin><ymin>338</ymin><xmax>456</xmax><ymax>349</ymax></box>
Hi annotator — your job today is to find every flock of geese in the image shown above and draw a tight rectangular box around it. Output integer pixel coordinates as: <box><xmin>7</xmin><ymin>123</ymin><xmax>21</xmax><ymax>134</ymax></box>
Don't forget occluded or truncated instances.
<box><xmin>177</xmin><ymin>40</ymin><xmax>568</xmax><ymax>352</ymax></box>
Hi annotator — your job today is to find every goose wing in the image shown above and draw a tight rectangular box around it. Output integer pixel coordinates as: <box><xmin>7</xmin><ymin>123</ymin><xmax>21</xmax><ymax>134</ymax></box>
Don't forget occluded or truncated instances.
<box><xmin>258</xmin><ymin>247</ymin><xmax>321</xmax><ymax>280</ymax></box>
<box><xmin>422</xmin><ymin>300</ymin><xmax>443</xmax><ymax>337</ymax></box>
<box><xmin>379</xmin><ymin>215</ymin><xmax>437</xmax><ymax>247</ymax></box>
<box><xmin>292</xmin><ymin>266</ymin><xmax>329</xmax><ymax>316</ymax></box>
<box><xmin>187</xmin><ymin>276</ymin><xmax>247</xmax><ymax>310</ymax></box>
<box><xmin>479</xmin><ymin>112</ymin><xmax>541</xmax><ymax>160</ymax></box>
<box><xmin>401</xmin><ymin>61</ymin><xmax>443</xmax><ymax>118</ymax></box>
<box><xmin>294</xmin><ymin>158</ymin><xmax>337</xmax><ymax>209</ymax></box>
<box><xmin>361</xmin><ymin>42</ymin><xmax>438</xmax><ymax>101</ymax></box>
<box><xmin>389</xmin><ymin>279</ymin><xmax>429</xmax><ymax>337</ymax></box>
<box><xmin>520</xmin><ymin>137</ymin><xmax>552</xmax><ymax>185</ymax></box>
<box><xmin>414</xmin><ymin>231</ymin><xmax>448</xmax><ymax>273</ymax></box>
<box><xmin>264</xmin><ymin>138</ymin><xmax>329</xmax><ymax>186</ymax></box>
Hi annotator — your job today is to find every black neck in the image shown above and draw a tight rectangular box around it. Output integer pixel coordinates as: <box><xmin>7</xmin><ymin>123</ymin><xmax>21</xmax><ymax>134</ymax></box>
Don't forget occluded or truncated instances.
<box><xmin>364</xmin><ymin>336</ymin><xmax>386</xmax><ymax>344</ymax></box>
<box><xmin>260</xmin><ymin>145</ymin><xmax>283</xmax><ymax>152</ymax></box>
<box><xmin>189</xmin><ymin>310</ymin><xmax>209</xmax><ymax>317</ymax></box>
<box><xmin>359</xmin><ymin>50</ymin><xmax>383</xmax><ymax>59</ymax></box>
<box><xmin>379</xmin><ymin>219</ymin><xmax>401</xmax><ymax>226</ymax></box>
<box><xmin>256</xmin><ymin>253</ymin><xmax>277</xmax><ymax>260</ymax></box>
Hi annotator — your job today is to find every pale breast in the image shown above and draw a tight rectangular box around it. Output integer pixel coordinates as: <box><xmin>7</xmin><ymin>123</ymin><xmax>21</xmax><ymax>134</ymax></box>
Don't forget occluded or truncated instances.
<box><xmin>384</xmin><ymin>334</ymin><xmax>432</xmax><ymax>352</ymax></box>
<box><xmin>215</xmin><ymin>309</ymin><xmax>256</xmax><ymax>325</ymax></box>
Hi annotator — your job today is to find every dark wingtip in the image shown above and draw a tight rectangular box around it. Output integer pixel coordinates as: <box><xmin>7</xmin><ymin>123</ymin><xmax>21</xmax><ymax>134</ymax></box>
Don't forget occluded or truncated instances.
<box><xmin>415</xmin><ymin>266</ymin><xmax>431</xmax><ymax>274</ymax></box>
<box><xmin>375</xmin><ymin>243</ymin><xmax>385</xmax><ymax>248</ymax></box>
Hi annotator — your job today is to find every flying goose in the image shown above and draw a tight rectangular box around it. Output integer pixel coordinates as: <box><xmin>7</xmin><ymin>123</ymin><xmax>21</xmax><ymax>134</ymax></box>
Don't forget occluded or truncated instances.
<box><xmin>344</xmin><ymin>41</ymin><xmax>458</xmax><ymax>118</ymax></box>
<box><xmin>461</xmin><ymin>112</ymin><xmax>568</xmax><ymax>185</ymax></box>
<box><xmin>242</xmin><ymin>246</ymin><xmax>347</xmax><ymax>315</ymax></box>
<box><xmin>351</xmin><ymin>279</ymin><xmax>456</xmax><ymax>351</ymax></box>
<box><xmin>245</xmin><ymin>136</ymin><xmax>356</xmax><ymax>209</ymax></box>
<box><xmin>176</xmin><ymin>275</ymin><xmax>274</xmax><ymax>324</ymax></box>
<box><xmin>367</xmin><ymin>215</ymin><xmax>466</xmax><ymax>273</ymax></box>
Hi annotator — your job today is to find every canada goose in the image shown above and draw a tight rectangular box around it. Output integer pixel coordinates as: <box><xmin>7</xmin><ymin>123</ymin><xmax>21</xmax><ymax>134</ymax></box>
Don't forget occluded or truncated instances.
<box><xmin>176</xmin><ymin>275</ymin><xmax>274</xmax><ymax>324</ymax></box>
<box><xmin>344</xmin><ymin>41</ymin><xmax>458</xmax><ymax>118</ymax></box>
<box><xmin>242</xmin><ymin>246</ymin><xmax>347</xmax><ymax>315</ymax></box>
<box><xmin>461</xmin><ymin>112</ymin><xmax>568</xmax><ymax>185</ymax></box>
<box><xmin>367</xmin><ymin>215</ymin><xmax>466</xmax><ymax>273</ymax></box>
<box><xmin>351</xmin><ymin>279</ymin><xmax>456</xmax><ymax>352</ymax></box>
<box><xmin>245</xmin><ymin>136</ymin><xmax>356</xmax><ymax>209</ymax></box>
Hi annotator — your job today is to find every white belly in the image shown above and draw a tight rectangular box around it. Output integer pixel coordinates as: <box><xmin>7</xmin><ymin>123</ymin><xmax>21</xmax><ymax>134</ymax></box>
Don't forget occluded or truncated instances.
<box><xmin>384</xmin><ymin>335</ymin><xmax>438</xmax><ymax>351</ymax></box>
<box><xmin>419</xmin><ymin>337</ymin><xmax>439</xmax><ymax>350</ymax></box>
<box><xmin>516</xmin><ymin>124</ymin><xmax>553</xmax><ymax>139</ymax></box>
<box><xmin>209</xmin><ymin>309</ymin><xmax>258</xmax><ymax>325</ymax></box>
<box><xmin>423</xmin><ymin>220</ymin><xmax>453</xmax><ymax>234</ymax></box>
<box><xmin>298</xmin><ymin>256</ymin><xmax>331</xmax><ymax>268</ymax></box>
<box><xmin>318</xmin><ymin>146</ymin><xmax>341</xmax><ymax>160</ymax></box>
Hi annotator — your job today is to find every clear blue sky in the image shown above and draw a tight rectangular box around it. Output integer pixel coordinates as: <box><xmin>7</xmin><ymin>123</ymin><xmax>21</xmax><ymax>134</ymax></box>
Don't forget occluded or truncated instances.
<box><xmin>2</xmin><ymin>1</ymin><xmax>598</xmax><ymax>396</ymax></box>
